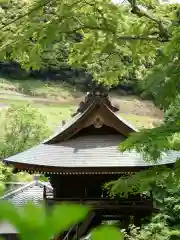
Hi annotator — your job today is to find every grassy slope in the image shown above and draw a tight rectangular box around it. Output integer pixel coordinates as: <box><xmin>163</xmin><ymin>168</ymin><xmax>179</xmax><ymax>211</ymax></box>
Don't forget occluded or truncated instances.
<box><xmin>0</xmin><ymin>77</ymin><xmax>163</xmax><ymax>130</ymax></box>
<box><xmin>0</xmin><ymin>77</ymin><xmax>82</xmax><ymax>100</ymax></box>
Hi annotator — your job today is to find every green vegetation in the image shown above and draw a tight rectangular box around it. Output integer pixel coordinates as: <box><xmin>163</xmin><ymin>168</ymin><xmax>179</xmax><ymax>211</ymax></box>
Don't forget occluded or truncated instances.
<box><xmin>0</xmin><ymin>103</ymin><xmax>50</xmax><ymax>184</ymax></box>
<box><xmin>0</xmin><ymin>0</ymin><xmax>175</xmax><ymax>93</ymax></box>
<box><xmin>122</xmin><ymin>180</ymin><xmax>180</xmax><ymax>239</ymax></box>
<box><xmin>0</xmin><ymin>77</ymin><xmax>83</xmax><ymax>100</ymax></box>
<box><xmin>0</xmin><ymin>201</ymin><xmax>122</xmax><ymax>240</ymax></box>
<box><xmin>0</xmin><ymin>103</ymin><xmax>50</xmax><ymax>158</ymax></box>
<box><xmin>1</xmin><ymin>0</ymin><xmax>180</xmax><ymax>239</ymax></box>
<box><xmin>0</xmin><ymin>77</ymin><xmax>162</xmax><ymax>129</ymax></box>
<box><xmin>38</xmin><ymin>104</ymin><xmax>75</xmax><ymax>129</ymax></box>
<box><xmin>0</xmin><ymin>99</ymin><xmax>161</xmax><ymax>130</ymax></box>
<box><xmin>120</xmin><ymin>114</ymin><xmax>160</xmax><ymax>129</ymax></box>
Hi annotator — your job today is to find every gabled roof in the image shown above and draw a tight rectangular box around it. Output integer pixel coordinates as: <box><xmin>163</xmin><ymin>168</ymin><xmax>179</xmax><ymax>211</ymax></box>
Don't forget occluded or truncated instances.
<box><xmin>1</xmin><ymin>181</ymin><xmax>53</xmax><ymax>206</ymax></box>
<box><xmin>43</xmin><ymin>85</ymin><xmax>137</xmax><ymax>144</ymax></box>
<box><xmin>44</xmin><ymin>99</ymin><xmax>137</xmax><ymax>144</ymax></box>
<box><xmin>3</xmin><ymin>86</ymin><xmax>179</xmax><ymax>173</ymax></box>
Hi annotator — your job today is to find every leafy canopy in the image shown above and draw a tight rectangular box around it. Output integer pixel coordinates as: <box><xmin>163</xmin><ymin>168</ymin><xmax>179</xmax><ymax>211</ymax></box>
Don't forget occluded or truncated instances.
<box><xmin>0</xmin><ymin>0</ymin><xmax>177</xmax><ymax>84</ymax></box>
<box><xmin>114</xmin><ymin>23</ymin><xmax>180</xmax><ymax>196</ymax></box>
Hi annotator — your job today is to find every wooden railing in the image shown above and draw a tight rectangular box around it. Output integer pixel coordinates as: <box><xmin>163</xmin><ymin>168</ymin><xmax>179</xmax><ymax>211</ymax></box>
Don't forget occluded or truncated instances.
<box><xmin>43</xmin><ymin>186</ymin><xmax>153</xmax><ymax>209</ymax></box>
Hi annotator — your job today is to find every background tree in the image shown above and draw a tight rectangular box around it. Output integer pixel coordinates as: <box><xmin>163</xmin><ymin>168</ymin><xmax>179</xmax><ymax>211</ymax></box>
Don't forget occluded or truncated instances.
<box><xmin>0</xmin><ymin>0</ymin><xmax>175</xmax><ymax>85</ymax></box>
<box><xmin>0</xmin><ymin>103</ymin><xmax>50</xmax><ymax>159</ymax></box>
<box><xmin>0</xmin><ymin>162</ymin><xmax>12</xmax><ymax>193</ymax></box>
<box><xmin>0</xmin><ymin>103</ymin><xmax>50</xmax><ymax>185</ymax></box>
<box><xmin>122</xmin><ymin>181</ymin><xmax>180</xmax><ymax>240</ymax></box>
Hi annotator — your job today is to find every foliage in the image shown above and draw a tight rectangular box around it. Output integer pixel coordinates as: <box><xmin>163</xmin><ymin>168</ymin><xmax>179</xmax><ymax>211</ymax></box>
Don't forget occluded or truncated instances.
<box><xmin>0</xmin><ymin>0</ymin><xmax>89</xmax><ymax>88</ymax></box>
<box><xmin>123</xmin><ymin>219</ymin><xmax>169</xmax><ymax>240</ymax></box>
<box><xmin>0</xmin><ymin>162</ymin><xmax>12</xmax><ymax>193</ymax></box>
<box><xmin>140</xmin><ymin>23</ymin><xmax>180</xmax><ymax>110</ymax></box>
<box><xmin>117</xmin><ymin>6</ymin><xmax>180</xmax><ymax>162</ymax></box>
<box><xmin>122</xmin><ymin>181</ymin><xmax>180</xmax><ymax>240</ymax></box>
<box><xmin>109</xmin><ymin>72</ymin><xmax>180</xmax><ymax>197</ymax></box>
<box><xmin>1</xmin><ymin>0</ymin><xmax>175</xmax><ymax>92</ymax></box>
<box><xmin>0</xmin><ymin>103</ymin><xmax>50</xmax><ymax>187</ymax></box>
<box><xmin>0</xmin><ymin>103</ymin><xmax>50</xmax><ymax>160</ymax></box>
<box><xmin>105</xmin><ymin>165</ymin><xmax>166</xmax><ymax>198</ymax></box>
<box><xmin>0</xmin><ymin>0</ymin><xmax>176</xmax><ymax>85</ymax></box>
<box><xmin>92</xmin><ymin>225</ymin><xmax>124</xmax><ymax>240</ymax></box>
<box><xmin>105</xmin><ymin>157</ymin><xmax>180</xmax><ymax>200</ymax></box>
<box><xmin>0</xmin><ymin>201</ymin><xmax>123</xmax><ymax>240</ymax></box>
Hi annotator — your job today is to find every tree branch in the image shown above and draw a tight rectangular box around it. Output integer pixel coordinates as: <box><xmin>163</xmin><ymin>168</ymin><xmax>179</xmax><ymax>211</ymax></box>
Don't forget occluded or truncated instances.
<box><xmin>80</xmin><ymin>0</ymin><xmax>169</xmax><ymax>42</ymax></box>
<box><xmin>127</xmin><ymin>0</ymin><xmax>171</xmax><ymax>41</ymax></box>
<box><xmin>0</xmin><ymin>0</ymin><xmax>53</xmax><ymax>31</ymax></box>
<box><xmin>116</xmin><ymin>35</ymin><xmax>167</xmax><ymax>41</ymax></box>
<box><xmin>65</xmin><ymin>25</ymin><xmax>169</xmax><ymax>42</ymax></box>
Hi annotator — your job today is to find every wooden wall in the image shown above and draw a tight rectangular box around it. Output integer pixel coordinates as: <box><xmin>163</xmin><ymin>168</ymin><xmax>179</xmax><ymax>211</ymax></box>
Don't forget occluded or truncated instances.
<box><xmin>50</xmin><ymin>174</ymin><xmax>119</xmax><ymax>198</ymax></box>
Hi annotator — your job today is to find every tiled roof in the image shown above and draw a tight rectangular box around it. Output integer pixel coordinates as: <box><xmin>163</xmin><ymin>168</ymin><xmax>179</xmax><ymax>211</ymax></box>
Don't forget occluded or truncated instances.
<box><xmin>0</xmin><ymin>181</ymin><xmax>53</xmax><ymax>234</ymax></box>
<box><xmin>4</xmin><ymin>135</ymin><xmax>180</xmax><ymax>169</ymax></box>
<box><xmin>1</xmin><ymin>181</ymin><xmax>53</xmax><ymax>206</ymax></box>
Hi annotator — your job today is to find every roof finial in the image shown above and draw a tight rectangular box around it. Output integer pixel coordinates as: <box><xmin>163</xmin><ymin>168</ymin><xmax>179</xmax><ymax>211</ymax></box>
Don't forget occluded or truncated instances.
<box><xmin>71</xmin><ymin>82</ymin><xmax>119</xmax><ymax>117</ymax></box>
<box><xmin>91</xmin><ymin>82</ymin><xmax>109</xmax><ymax>97</ymax></box>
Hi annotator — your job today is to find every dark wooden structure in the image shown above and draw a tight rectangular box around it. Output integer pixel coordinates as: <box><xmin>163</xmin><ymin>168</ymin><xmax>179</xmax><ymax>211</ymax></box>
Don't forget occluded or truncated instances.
<box><xmin>4</xmin><ymin>85</ymin><xmax>178</xmax><ymax>239</ymax></box>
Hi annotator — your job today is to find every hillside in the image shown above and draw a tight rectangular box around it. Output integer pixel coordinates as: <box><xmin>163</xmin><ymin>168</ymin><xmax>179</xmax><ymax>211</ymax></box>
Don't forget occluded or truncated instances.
<box><xmin>0</xmin><ymin>77</ymin><xmax>163</xmax><ymax>130</ymax></box>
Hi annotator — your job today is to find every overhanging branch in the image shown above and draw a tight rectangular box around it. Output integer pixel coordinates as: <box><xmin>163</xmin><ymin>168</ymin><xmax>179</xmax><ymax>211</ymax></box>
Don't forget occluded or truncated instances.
<box><xmin>65</xmin><ymin>25</ymin><xmax>170</xmax><ymax>42</ymax></box>
<box><xmin>127</xmin><ymin>0</ymin><xmax>171</xmax><ymax>41</ymax></box>
<box><xmin>0</xmin><ymin>0</ymin><xmax>53</xmax><ymax>31</ymax></box>
<box><xmin>116</xmin><ymin>35</ymin><xmax>167</xmax><ymax>41</ymax></box>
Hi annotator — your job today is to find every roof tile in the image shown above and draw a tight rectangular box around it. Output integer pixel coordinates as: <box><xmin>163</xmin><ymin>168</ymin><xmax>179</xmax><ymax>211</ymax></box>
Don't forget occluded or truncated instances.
<box><xmin>5</xmin><ymin>135</ymin><xmax>180</xmax><ymax>168</ymax></box>
<box><xmin>1</xmin><ymin>181</ymin><xmax>53</xmax><ymax>206</ymax></box>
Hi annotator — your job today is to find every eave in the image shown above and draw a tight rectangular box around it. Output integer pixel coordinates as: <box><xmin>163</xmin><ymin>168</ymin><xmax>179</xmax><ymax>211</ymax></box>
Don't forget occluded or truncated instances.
<box><xmin>45</xmin><ymin>99</ymin><xmax>137</xmax><ymax>144</ymax></box>
<box><xmin>8</xmin><ymin>162</ymin><xmax>174</xmax><ymax>175</ymax></box>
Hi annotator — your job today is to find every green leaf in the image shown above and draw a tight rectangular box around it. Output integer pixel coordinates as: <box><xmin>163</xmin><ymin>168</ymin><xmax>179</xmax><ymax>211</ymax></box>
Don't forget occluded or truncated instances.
<box><xmin>91</xmin><ymin>225</ymin><xmax>124</xmax><ymax>240</ymax></box>
<box><xmin>46</xmin><ymin>203</ymin><xmax>89</xmax><ymax>237</ymax></box>
<box><xmin>0</xmin><ymin>201</ymin><xmax>24</xmax><ymax>232</ymax></box>
<box><xmin>0</xmin><ymin>201</ymin><xmax>89</xmax><ymax>240</ymax></box>
<box><xmin>0</xmin><ymin>0</ymin><xmax>8</xmax><ymax>3</ymax></box>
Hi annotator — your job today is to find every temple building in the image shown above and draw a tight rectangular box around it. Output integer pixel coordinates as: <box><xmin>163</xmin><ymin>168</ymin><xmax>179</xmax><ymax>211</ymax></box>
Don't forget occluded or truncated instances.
<box><xmin>3</xmin><ymin>85</ymin><xmax>180</xmax><ymax>239</ymax></box>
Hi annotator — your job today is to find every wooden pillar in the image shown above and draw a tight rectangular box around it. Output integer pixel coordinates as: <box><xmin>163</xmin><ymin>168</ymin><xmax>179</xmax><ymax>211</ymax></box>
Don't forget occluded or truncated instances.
<box><xmin>133</xmin><ymin>214</ymin><xmax>142</xmax><ymax>227</ymax></box>
<box><xmin>121</xmin><ymin>215</ymin><xmax>130</xmax><ymax>230</ymax></box>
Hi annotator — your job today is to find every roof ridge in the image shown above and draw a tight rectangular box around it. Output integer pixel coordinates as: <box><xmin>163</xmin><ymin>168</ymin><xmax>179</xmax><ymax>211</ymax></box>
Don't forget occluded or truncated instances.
<box><xmin>35</xmin><ymin>180</ymin><xmax>53</xmax><ymax>191</ymax></box>
<box><xmin>1</xmin><ymin>181</ymin><xmax>52</xmax><ymax>200</ymax></box>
